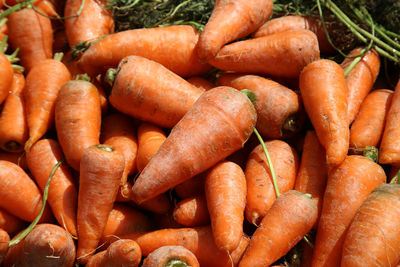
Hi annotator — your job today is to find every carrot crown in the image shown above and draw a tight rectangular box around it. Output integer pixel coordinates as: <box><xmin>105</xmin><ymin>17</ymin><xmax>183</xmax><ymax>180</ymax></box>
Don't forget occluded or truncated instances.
<box><xmin>95</xmin><ymin>144</ymin><xmax>114</xmax><ymax>152</ymax></box>
<box><xmin>164</xmin><ymin>259</ymin><xmax>191</xmax><ymax>267</ymax></box>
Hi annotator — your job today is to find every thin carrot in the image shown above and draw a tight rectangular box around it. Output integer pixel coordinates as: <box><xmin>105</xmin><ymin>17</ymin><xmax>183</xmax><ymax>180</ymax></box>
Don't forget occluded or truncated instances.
<box><xmin>0</xmin><ymin>208</ymin><xmax>26</xmax><ymax>236</ymax></box>
<box><xmin>172</xmin><ymin>195</ymin><xmax>210</xmax><ymax>227</ymax></box>
<box><xmin>299</xmin><ymin>59</ymin><xmax>349</xmax><ymax>167</ymax></box>
<box><xmin>0</xmin><ymin>228</ymin><xmax>10</xmax><ymax>266</ymax></box>
<box><xmin>174</xmin><ymin>173</ymin><xmax>206</xmax><ymax>200</ymax></box>
<box><xmin>187</xmin><ymin>76</ymin><xmax>214</xmax><ymax>91</ymax></box>
<box><xmin>142</xmin><ymin>245</ymin><xmax>199</xmax><ymax>267</ymax></box>
<box><xmin>131</xmin><ymin>86</ymin><xmax>257</xmax><ymax>204</ymax></box>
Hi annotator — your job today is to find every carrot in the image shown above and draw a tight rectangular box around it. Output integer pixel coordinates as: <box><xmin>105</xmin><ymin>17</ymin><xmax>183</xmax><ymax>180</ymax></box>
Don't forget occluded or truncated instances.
<box><xmin>24</xmin><ymin>57</ymin><xmax>71</xmax><ymax>152</ymax></box>
<box><xmin>136</xmin><ymin>122</ymin><xmax>167</xmax><ymax>172</ymax></box>
<box><xmin>209</xmin><ymin>30</ymin><xmax>320</xmax><ymax>78</ymax></box>
<box><xmin>299</xmin><ymin>59</ymin><xmax>349</xmax><ymax>167</ymax></box>
<box><xmin>349</xmin><ymin>89</ymin><xmax>393</xmax><ymax>149</ymax></box>
<box><xmin>294</xmin><ymin>130</ymin><xmax>328</xmax><ymax>228</ymax></box>
<box><xmin>0</xmin><ymin>151</ymin><xmax>27</xmax><ymax>170</ymax></box>
<box><xmin>311</xmin><ymin>155</ymin><xmax>386</xmax><ymax>267</ymax></box>
<box><xmin>239</xmin><ymin>190</ymin><xmax>317</xmax><ymax>267</ymax></box>
<box><xmin>2</xmin><ymin>231</ymin><xmax>24</xmax><ymax>267</ymax></box>
<box><xmin>245</xmin><ymin>140</ymin><xmax>299</xmax><ymax>225</ymax></box>
<box><xmin>379</xmin><ymin>79</ymin><xmax>400</xmax><ymax>166</ymax></box>
<box><xmin>0</xmin><ymin>71</ymin><xmax>27</xmax><ymax>152</ymax></box>
<box><xmin>341</xmin><ymin>183</ymin><xmax>400</xmax><ymax>266</ymax></box>
<box><xmin>0</xmin><ymin>46</ymin><xmax>13</xmax><ymax>106</ymax></box>
<box><xmin>174</xmin><ymin>173</ymin><xmax>206</xmax><ymax>199</ymax></box>
<box><xmin>0</xmin><ymin>228</ymin><xmax>10</xmax><ymax>265</ymax></box>
<box><xmin>0</xmin><ymin>208</ymin><xmax>26</xmax><ymax>236</ymax></box>
<box><xmin>7</xmin><ymin>7</ymin><xmax>52</xmax><ymax>72</ymax></box>
<box><xmin>197</xmin><ymin>0</ymin><xmax>273</xmax><ymax>62</ymax></box>
<box><xmin>253</xmin><ymin>15</ymin><xmax>335</xmax><ymax>53</ymax></box>
<box><xmin>22</xmin><ymin>224</ymin><xmax>76</xmax><ymax>267</ymax></box>
<box><xmin>109</xmin><ymin>55</ymin><xmax>204</xmax><ymax>128</ymax></box>
<box><xmin>131</xmin><ymin>86</ymin><xmax>257</xmax><ymax>204</ymax></box>
<box><xmin>92</xmin><ymin>78</ymin><xmax>109</xmax><ymax>114</ymax></box>
<box><xmin>172</xmin><ymin>195</ymin><xmax>210</xmax><ymax>227</ymax></box>
<box><xmin>142</xmin><ymin>245</ymin><xmax>199</xmax><ymax>267</ymax></box>
<box><xmin>187</xmin><ymin>76</ymin><xmax>214</xmax><ymax>91</ymax></box>
<box><xmin>78</xmin><ymin>25</ymin><xmax>211</xmax><ymax>78</ymax></box>
<box><xmin>55</xmin><ymin>80</ymin><xmax>101</xmax><ymax>171</ymax></box>
<box><xmin>217</xmin><ymin>74</ymin><xmax>305</xmax><ymax>139</ymax></box>
<box><xmin>64</xmin><ymin>0</ymin><xmax>114</xmax><ymax>48</ymax></box>
<box><xmin>76</xmin><ymin>144</ymin><xmax>125</xmax><ymax>264</ymax></box>
<box><xmin>26</xmin><ymin>139</ymin><xmax>78</xmax><ymax>237</ymax></box>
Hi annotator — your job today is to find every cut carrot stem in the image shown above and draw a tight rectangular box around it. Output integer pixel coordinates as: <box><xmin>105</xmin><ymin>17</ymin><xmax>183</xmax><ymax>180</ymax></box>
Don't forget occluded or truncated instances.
<box><xmin>105</xmin><ymin>68</ymin><xmax>117</xmax><ymax>87</ymax></box>
<box><xmin>53</xmin><ymin>52</ymin><xmax>64</xmax><ymax>61</ymax></box>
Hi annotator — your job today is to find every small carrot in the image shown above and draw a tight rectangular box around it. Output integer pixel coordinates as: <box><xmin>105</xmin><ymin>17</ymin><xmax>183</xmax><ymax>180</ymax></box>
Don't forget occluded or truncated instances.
<box><xmin>174</xmin><ymin>173</ymin><xmax>206</xmax><ymax>200</ymax></box>
<box><xmin>299</xmin><ymin>59</ymin><xmax>349</xmax><ymax>167</ymax></box>
<box><xmin>187</xmin><ymin>76</ymin><xmax>214</xmax><ymax>91</ymax></box>
<box><xmin>172</xmin><ymin>195</ymin><xmax>210</xmax><ymax>227</ymax></box>
<box><xmin>142</xmin><ymin>245</ymin><xmax>199</xmax><ymax>267</ymax></box>
<box><xmin>109</xmin><ymin>55</ymin><xmax>204</xmax><ymax>128</ymax></box>
<box><xmin>0</xmin><ymin>228</ymin><xmax>10</xmax><ymax>265</ymax></box>
<box><xmin>209</xmin><ymin>30</ymin><xmax>320</xmax><ymax>78</ymax></box>
<box><xmin>0</xmin><ymin>208</ymin><xmax>26</xmax><ymax>236</ymax></box>
<box><xmin>131</xmin><ymin>86</ymin><xmax>257</xmax><ymax>204</ymax></box>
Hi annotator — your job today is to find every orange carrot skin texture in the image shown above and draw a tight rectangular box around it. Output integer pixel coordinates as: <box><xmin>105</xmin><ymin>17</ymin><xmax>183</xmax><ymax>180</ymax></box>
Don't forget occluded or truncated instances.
<box><xmin>0</xmin><ymin>53</ymin><xmax>13</xmax><ymax>105</ymax></box>
<box><xmin>197</xmin><ymin>0</ymin><xmax>273</xmax><ymax>61</ymax></box>
<box><xmin>142</xmin><ymin>245</ymin><xmax>199</xmax><ymax>267</ymax></box>
<box><xmin>341</xmin><ymin>184</ymin><xmax>400</xmax><ymax>266</ymax></box>
<box><xmin>131</xmin><ymin>86</ymin><xmax>257</xmax><ymax>204</ymax></box>
<box><xmin>78</xmin><ymin>25</ymin><xmax>211</xmax><ymax>78</ymax></box>
<box><xmin>0</xmin><ymin>72</ymin><xmax>28</xmax><ymax>152</ymax></box>
<box><xmin>218</xmin><ymin>74</ymin><xmax>305</xmax><ymax>139</ymax></box>
<box><xmin>294</xmin><ymin>130</ymin><xmax>327</xmax><ymax>228</ymax></box>
<box><xmin>205</xmin><ymin>161</ymin><xmax>246</xmax><ymax>252</ymax></box>
<box><xmin>209</xmin><ymin>30</ymin><xmax>320</xmax><ymax>78</ymax></box>
<box><xmin>341</xmin><ymin>48</ymin><xmax>380</xmax><ymax>124</ymax></box>
<box><xmin>253</xmin><ymin>15</ymin><xmax>334</xmax><ymax>53</ymax></box>
<box><xmin>300</xmin><ymin>59</ymin><xmax>349</xmax><ymax>167</ymax></box>
<box><xmin>174</xmin><ymin>173</ymin><xmax>206</xmax><ymax>199</ymax></box>
<box><xmin>245</xmin><ymin>140</ymin><xmax>299</xmax><ymax>225</ymax></box>
<box><xmin>0</xmin><ymin>151</ymin><xmax>27</xmax><ymax>170</ymax></box>
<box><xmin>173</xmin><ymin>195</ymin><xmax>210</xmax><ymax>227</ymax></box>
<box><xmin>0</xmin><ymin>228</ymin><xmax>10</xmax><ymax>265</ymax></box>
<box><xmin>109</xmin><ymin>56</ymin><xmax>204</xmax><ymax>128</ymax></box>
<box><xmin>26</xmin><ymin>139</ymin><xmax>78</xmax><ymax>237</ymax></box>
<box><xmin>187</xmin><ymin>76</ymin><xmax>214</xmax><ymax>91</ymax></box>
<box><xmin>22</xmin><ymin>224</ymin><xmax>76</xmax><ymax>267</ymax></box>
<box><xmin>3</xmin><ymin>236</ymin><xmax>24</xmax><ymax>267</ymax></box>
<box><xmin>64</xmin><ymin>0</ymin><xmax>114</xmax><ymax>48</ymax></box>
<box><xmin>239</xmin><ymin>190</ymin><xmax>317</xmax><ymax>267</ymax></box>
<box><xmin>55</xmin><ymin>80</ymin><xmax>101</xmax><ymax>171</ymax></box>
<box><xmin>312</xmin><ymin>155</ymin><xmax>386</xmax><ymax>267</ymax></box>
<box><xmin>24</xmin><ymin>59</ymin><xmax>71</xmax><ymax>152</ymax></box>
<box><xmin>136</xmin><ymin>122</ymin><xmax>167</xmax><ymax>172</ymax></box>
<box><xmin>0</xmin><ymin>208</ymin><xmax>26</xmax><ymax>236</ymax></box>
<box><xmin>7</xmin><ymin>8</ymin><xmax>53</xmax><ymax>72</ymax></box>
<box><xmin>350</xmin><ymin>89</ymin><xmax>393</xmax><ymax>149</ymax></box>
<box><xmin>77</xmin><ymin>145</ymin><xmax>125</xmax><ymax>264</ymax></box>
<box><xmin>104</xmin><ymin>239</ymin><xmax>142</xmax><ymax>267</ymax></box>
<box><xmin>86</xmin><ymin>250</ymin><xmax>107</xmax><ymax>267</ymax></box>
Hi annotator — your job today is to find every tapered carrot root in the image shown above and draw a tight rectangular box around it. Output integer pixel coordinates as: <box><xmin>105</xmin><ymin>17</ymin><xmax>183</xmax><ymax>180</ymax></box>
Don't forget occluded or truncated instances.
<box><xmin>299</xmin><ymin>59</ymin><xmax>349</xmax><ymax>167</ymax></box>
<box><xmin>245</xmin><ymin>140</ymin><xmax>299</xmax><ymax>225</ymax></box>
<box><xmin>239</xmin><ymin>190</ymin><xmax>317</xmax><ymax>267</ymax></box>
<box><xmin>131</xmin><ymin>86</ymin><xmax>257</xmax><ymax>204</ymax></box>
<box><xmin>172</xmin><ymin>195</ymin><xmax>210</xmax><ymax>227</ymax></box>
<box><xmin>0</xmin><ymin>53</ymin><xmax>13</xmax><ymax>106</ymax></box>
<box><xmin>55</xmin><ymin>80</ymin><xmax>101</xmax><ymax>171</ymax></box>
<box><xmin>0</xmin><ymin>208</ymin><xmax>26</xmax><ymax>236</ymax></box>
<box><xmin>312</xmin><ymin>155</ymin><xmax>386</xmax><ymax>267</ymax></box>
<box><xmin>78</xmin><ymin>25</ymin><xmax>211</xmax><ymax>77</ymax></box>
<box><xmin>24</xmin><ymin>59</ymin><xmax>71</xmax><ymax>152</ymax></box>
<box><xmin>143</xmin><ymin>245</ymin><xmax>199</xmax><ymax>267</ymax></box>
<box><xmin>209</xmin><ymin>30</ymin><xmax>320</xmax><ymax>78</ymax></box>
<box><xmin>0</xmin><ymin>228</ymin><xmax>10</xmax><ymax>265</ymax></box>
<box><xmin>109</xmin><ymin>56</ymin><xmax>204</xmax><ymax>128</ymax></box>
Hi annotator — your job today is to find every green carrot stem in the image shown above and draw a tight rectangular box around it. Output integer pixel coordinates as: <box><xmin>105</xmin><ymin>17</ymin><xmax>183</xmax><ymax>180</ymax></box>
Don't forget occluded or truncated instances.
<box><xmin>104</xmin><ymin>68</ymin><xmax>117</xmax><ymax>87</ymax></box>
<box><xmin>153</xmin><ymin>0</ymin><xmax>192</xmax><ymax>27</ymax></box>
<box><xmin>0</xmin><ymin>0</ymin><xmax>33</xmax><ymax>20</ymax></box>
<box><xmin>75</xmin><ymin>73</ymin><xmax>91</xmax><ymax>82</ymax></box>
<box><xmin>0</xmin><ymin>18</ymin><xmax>7</xmax><ymax>28</ymax></box>
<box><xmin>0</xmin><ymin>35</ymin><xmax>8</xmax><ymax>54</ymax></box>
<box><xmin>390</xmin><ymin>168</ymin><xmax>400</xmax><ymax>184</ymax></box>
<box><xmin>53</xmin><ymin>52</ymin><xmax>64</xmax><ymax>61</ymax></box>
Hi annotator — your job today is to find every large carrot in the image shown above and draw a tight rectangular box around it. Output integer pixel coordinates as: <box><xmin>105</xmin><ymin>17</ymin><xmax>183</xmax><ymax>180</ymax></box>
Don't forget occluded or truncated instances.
<box><xmin>209</xmin><ymin>30</ymin><xmax>320</xmax><ymax>78</ymax></box>
<box><xmin>311</xmin><ymin>155</ymin><xmax>386</xmax><ymax>267</ymax></box>
<box><xmin>131</xmin><ymin>86</ymin><xmax>257</xmax><ymax>204</ymax></box>
<box><xmin>76</xmin><ymin>144</ymin><xmax>125</xmax><ymax>264</ymax></box>
<box><xmin>55</xmin><ymin>80</ymin><xmax>101</xmax><ymax>171</ymax></box>
<box><xmin>238</xmin><ymin>190</ymin><xmax>317</xmax><ymax>267</ymax></box>
<box><xmin>172</xmin><ymin>195</ymin><xmax>210</xmax><ymax>227</ymax></box>
<box><xmin>78</xmin><ymin>25</ymin><xmax>211</xmax><ymax>78</ymax></box>
<box><xmin>142</xmin><ymin>245</ymin><xmax>199</xmax><ymax>267</ymax></box>
<box><xmin>0</xmin><ymin>228</ymin><xmax>10</xmax><ymax>266</ymax></box>
<box><xmin>245</xmin><ymin>140</ymin><xmax>299</xmax><ymax>225</ymax></box>
<box><xmin>197</xmin><ymin>0</ymin><xmax>273</xmax><ymax>62</ymax></box>
<box><xmin>299</xmin><ymin>59</ymin><xmax>349</xmax><ymax>167</ymax></box>
<box><xmin>109</xmin><ymin>55</ymin><xmax>204</xmax><ymax>128</ymax></box>
<box><xmin>24</xmin><ymin>57</ymin><xmax>71</xmax><ymax>152</ymax></box>
<box><xmin>0</xmin><ymin>208</ymin><xmax>26</xmax><ymax>236</ymax></box>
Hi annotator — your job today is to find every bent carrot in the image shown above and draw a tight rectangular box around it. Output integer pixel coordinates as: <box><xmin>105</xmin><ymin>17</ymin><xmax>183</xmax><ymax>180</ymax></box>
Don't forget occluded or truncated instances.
<box><xmin>131</xmin><ymin>86</ymin><xmax>257</xmax><ymax>204</ymax></box>
<box><xmin>0</xmin><ymin>208</ymin><xmax>26</xmax><ymax>236</ymax></box>
<box><xmin>172</xmin><ymin>195</ymin><xmax>210</xmax><ymax>227</ymax></box>
<box><xmin>143</xmin><ymin>245</ymin><xmax>199</xmax><ymax>267</ymax></box>
<box><xmin>0</xmin><ymin>228</ymin><xmax>10</xmax><ymax>265</ymax></box>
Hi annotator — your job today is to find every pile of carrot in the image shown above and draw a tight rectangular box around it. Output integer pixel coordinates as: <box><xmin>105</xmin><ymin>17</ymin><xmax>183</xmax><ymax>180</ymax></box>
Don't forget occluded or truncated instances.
<box><xmin>0</xmin><ymin>0</ymin><xmax>399</xmax><ymax>266</ymax></box>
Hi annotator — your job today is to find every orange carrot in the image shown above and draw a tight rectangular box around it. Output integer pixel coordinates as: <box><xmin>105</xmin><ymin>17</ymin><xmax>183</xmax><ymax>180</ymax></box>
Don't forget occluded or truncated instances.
<box><xmin>109</xmin><ymin>55</ymin><xmax>204</xmax><ymax>128</ymax></box>
<box><xmin>143</xmin><ymin>245</ymin><xmax>199</xmax><ymax>267</ymax></box>
<box><xmin>0</xmin><ymin>228</ymin><xmax>10</xmax><ymax>265</ymax></box>
<box><xmin>0</xmin><ymin>71</ymin><xmax>27</xmax><ymax>152</ymax></box>
<box><xmin>2</xmin><ymin>233</ymin><xmax>24</xmax><ymax>267</ymax></box>
<box><xmin>0</xmin><ymin>151</ymin><xmax>27</xmax><ymax>170</ymax></box>
<box><xmin>55</xmin><ymin>80</ymin><xmax>101</xmax><ymax>171</ymax></box>
<box><xmin>131</xmin><ymin>86</ymin><xmax>257</xmax><ymax>204</ymax></box>
<box><xmin>239</xmin><ymin>190</ymin><xmax>317</xmax><ymax>267</ymax></box>
<box><xmin>0</xmin><ymin>49</ymin><xmax>13</xmax><ymax>106</ymax></box>
<box><xmin>26</xmin><ymin>139</ymin><xmax>78</xmax><ymax>237</ymax></box>
<box><xmin>245</xmin><ymin>140</ymin><xmax>299</xmax><ymax>225</ymax></box>
<box><xmin>197</xmin><ymin>0</ymin><xmax>273</xmax><ymax>61</ymax></box>
<box><xmin>209</xmin><ymin>30</ymin><xmax>320</xmax><ymax>78</ymax></box>
<box><xmin>299</xmin><ymin>59</ymin><xmax>349</xmax><ymax>167</ymax></box>
<box><xmin>174</xmin><ymin>173</ymin><xmax>206</xmax><ymax>200</ymax></box>
<box><xmin>187</xmin><ymin>76</ymin><xmax>214</xmax><ymax>91</ymax></box>
<box><xmin>0</xmin><ymin>208</ymin><xmax>26</xmax><ymax>236</ymax></box>
<box><xmin>24</xmin><ymin>58</ymin><xmax>71</xmax><ymax>152</ymax></box>
<box><xmin>172</xmin><ymin>195</ymin><xmax>210</xmax><ymax>227</ymax></box>
<box><xmin>76</xmin><ymin>144</ymin><xmax>125</xmax><ymax>264</ymax></box>
<box><xmin>312</xmin><ymin>155</ymin><xmax>386</xmax><ymax>267</ymax></box>
<box><xmin>78</xmin><ymin>25</ymin><xmax>211</xmax><ymax>78</ymax></box>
